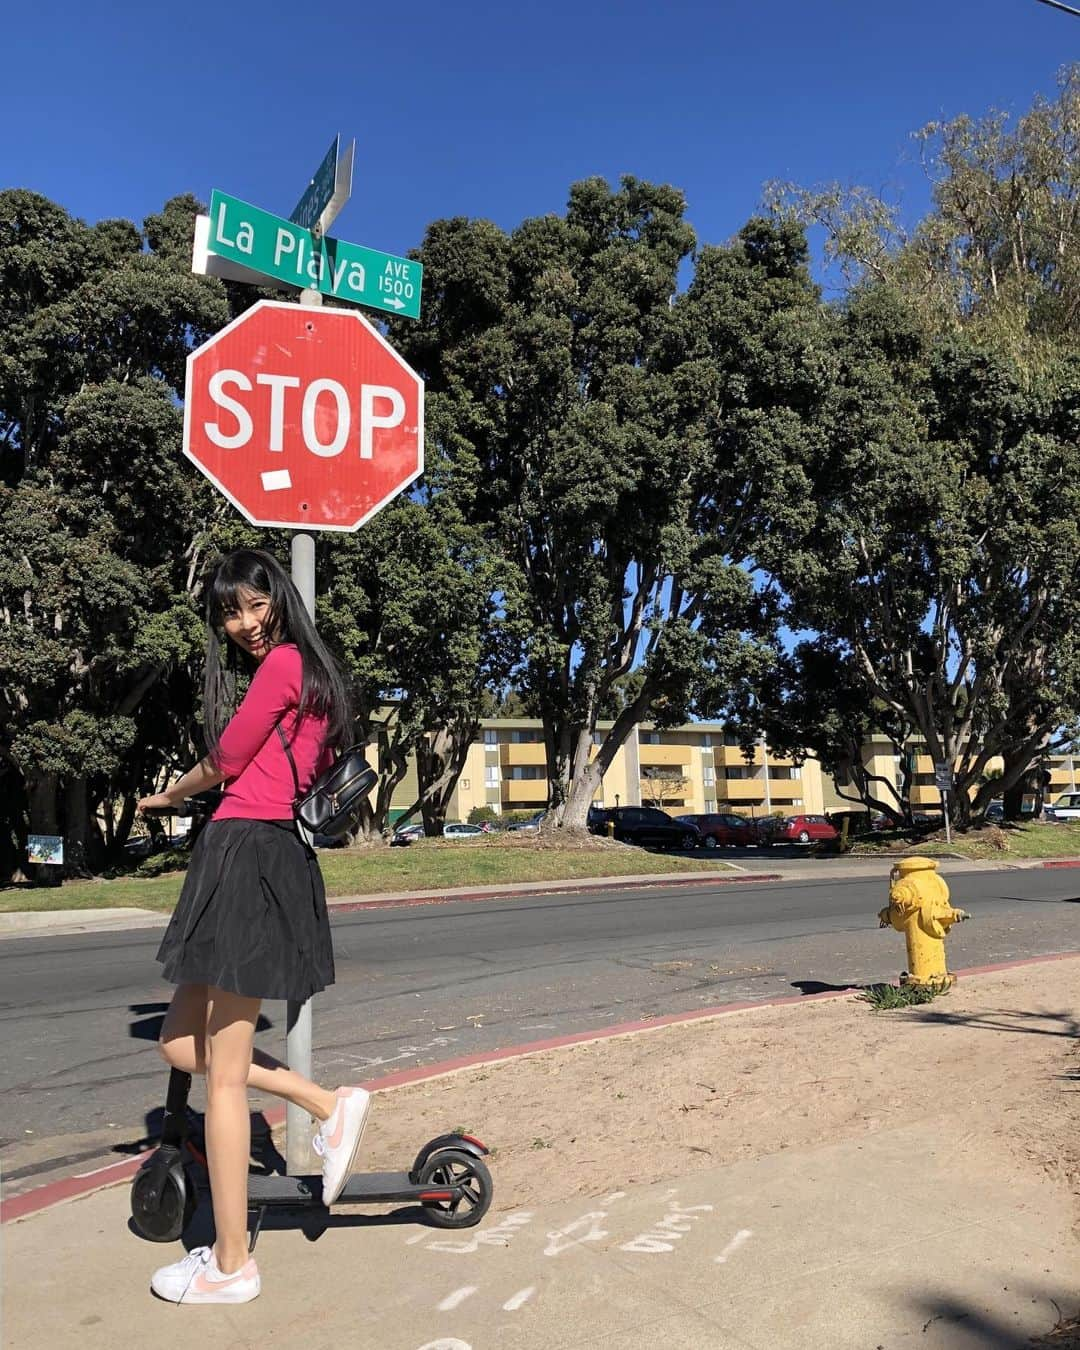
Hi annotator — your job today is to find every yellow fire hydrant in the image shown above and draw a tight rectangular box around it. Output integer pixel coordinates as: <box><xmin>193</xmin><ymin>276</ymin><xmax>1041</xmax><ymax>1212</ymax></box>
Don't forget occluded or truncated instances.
<box><xmin>878</xmin><ymin>857</ymin><xmax>970</xmax><ymax>989</ymax></box>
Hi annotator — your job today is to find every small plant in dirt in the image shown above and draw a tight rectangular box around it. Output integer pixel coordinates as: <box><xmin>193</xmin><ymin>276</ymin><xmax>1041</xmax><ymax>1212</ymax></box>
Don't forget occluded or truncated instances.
<box><xmin>857</xmin><ymin>982</ymin><xmax>942</xmax><ymax>1010</ymax></box>
<box><xmin>984</xmin><ymin>825</ymin><xmax>1010</xmax><ymax>852</ymax></box>
<box><xmin>530</xmin><ymin>1137</ymin><xmax>553</xmax><ymax>1150</ymax></box>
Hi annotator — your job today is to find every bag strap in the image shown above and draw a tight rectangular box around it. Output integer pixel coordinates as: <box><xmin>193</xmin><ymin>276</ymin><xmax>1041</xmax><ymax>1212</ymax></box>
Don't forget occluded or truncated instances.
<box><xmin>276</xmin><ymin>725</ymin><xmax>301</xmax><ymax>806</ymax></box>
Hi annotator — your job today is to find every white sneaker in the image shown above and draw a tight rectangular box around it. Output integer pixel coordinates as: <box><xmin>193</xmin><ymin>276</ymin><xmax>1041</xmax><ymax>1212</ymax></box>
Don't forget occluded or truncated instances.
<box><xmin>313</xmin><ymin>1086</ymin><xmax>371</xmax><ymax>1205</ymax></box>
<box><xmin>150</xmin><ymin>1245</ymin><xmax>260</xmax><ymax>1304</ymax></box>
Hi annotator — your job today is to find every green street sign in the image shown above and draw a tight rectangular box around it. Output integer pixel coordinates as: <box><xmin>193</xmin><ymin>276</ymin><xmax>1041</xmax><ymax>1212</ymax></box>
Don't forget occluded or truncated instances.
<box><xmin>290</xmin><ymin>135</ymin><xmax>339</xmax><ymax>231</ymax></box>
<box><xmin>207</xmin><ymin>189</ymin><xmax>423</xmax><ymax>319</ymax></box>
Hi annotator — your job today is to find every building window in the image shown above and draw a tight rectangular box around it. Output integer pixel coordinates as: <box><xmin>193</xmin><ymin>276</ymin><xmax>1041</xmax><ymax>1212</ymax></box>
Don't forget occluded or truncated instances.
<box><xmin>483</xmin><ymin>728</ymin><xmax>498</xmax><ymax>746</ymax></box>
<box><xmin>510</xmin><ymin>766</ymin><xmax>544</xmax><ymax>780</ymax></box>
<box><xmin>724</xmin><ymin>732</ymin><xmax>740</xmax><ymax>747</ymax></box>
<box><xmin>704</xmin><ymin>798</ymin><xmax>717</xmax><ymax>812</ymax></box>
<box><xmin>701</xmin><ymin>732</ymin><xmax>713</xmax><ymax>748</ymax></box>
<box><xmin>485</xmin><ymin>766</ymin><xmax>499</xmax><ymax>787</ymax></box>
<box><xmin>703</xmin><ymin>767</ymin><xmax>715</xmax><ymax>786</ymax></box>
<box><xmin>642</xmin><ymin>731</ymin><xmax>661</xmax><ymax>744</ymax></box>
<box><xmin>725</xmin><ymin>766</ymin><xmax>753</xmax><ymax>780</ymax></box>
<box><xmin>511</xmin><ymin>728</ymin><xmax>543</xmax><ymax>744</ymax></box>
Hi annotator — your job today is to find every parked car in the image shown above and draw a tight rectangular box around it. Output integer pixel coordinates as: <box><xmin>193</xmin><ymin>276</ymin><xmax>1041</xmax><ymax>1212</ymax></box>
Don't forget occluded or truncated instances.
<box><xmin>1046</xmin><ymin>792</ymin><xmax>1080</xmax><ymax>822</ymax></box>
<box><xmin>507</xmin><ymin>811</ymin><xmax>545</xmax><ymax>833</ymax></box>
<box><xmin>587</xmin><ymin>806</ymin><xmax>700</xmax><ymax>851</ymax></box>
<box><xmin>391</xmin><ymin>822</ymin><xmax>425</xmax><ymax>847</ymax></box>
<box><xmin>442</xmin><ymin>822</ymin><xmax>485</xmax><ymax>840</ymax></box>
<box><xmin>675</xmin><ymin>812</ymin><xmax>754</xmax><ymax>849</ymax></box>
<box><xmin>757</xmin><ymin>814</ymin><xmax>839</xmax><ymax>846</ymax></box>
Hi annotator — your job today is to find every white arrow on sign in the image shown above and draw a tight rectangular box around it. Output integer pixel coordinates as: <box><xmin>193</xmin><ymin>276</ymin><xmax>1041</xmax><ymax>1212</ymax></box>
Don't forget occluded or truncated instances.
<box><xmin>381</xmin><ymin>296</ymin><xmax>406</xmax><ymax>310</ymax></box>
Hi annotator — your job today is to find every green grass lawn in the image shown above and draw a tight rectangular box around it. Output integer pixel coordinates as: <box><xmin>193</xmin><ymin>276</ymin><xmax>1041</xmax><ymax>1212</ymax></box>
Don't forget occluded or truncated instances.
<box><xmin>849</xmin><ymin>818</ymin><xmax>1080</xmax><ymax>861</ymax></box>
<box><xmin>0</xmin><ymin>838</ymin><xmax>728</xmax><ymax>914</ymax></box>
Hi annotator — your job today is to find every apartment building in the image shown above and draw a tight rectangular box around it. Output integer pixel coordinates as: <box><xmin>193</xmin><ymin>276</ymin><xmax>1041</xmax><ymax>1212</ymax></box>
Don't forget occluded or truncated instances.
<box><xmin>431</xmin><ymin>719</ymin><xmax>826</xmax><ymax>822</ymax></box>
<box><xmin>821</xmin><ymin>734</ymin><xmax>1079</xmax><ymax>814</ymax></box>
<box><xmin>387</xmin><ymin>720</ymin><xmax>1079</xmax><ymax>823</ymax></box>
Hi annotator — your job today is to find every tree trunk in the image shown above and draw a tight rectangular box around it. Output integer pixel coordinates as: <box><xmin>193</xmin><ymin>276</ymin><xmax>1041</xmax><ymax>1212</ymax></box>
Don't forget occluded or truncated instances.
<box><xmin>416</xmin><ymin>718</ymin><xmax>479</xmax><ymax>836</ymax></box>
<box><xmin>26</xmin><ymin>770</ymin><xmax>62</xmax><ymax>887</ymax></box>
<box><xmin>550</xmin><ymin>725</ymin><xmax>600</xmax><ymax>830</ymax></box>
<box><xmin>63</xmin><ymin>777</ymin><xmax>105</xmax><ymax>880</ymax></box>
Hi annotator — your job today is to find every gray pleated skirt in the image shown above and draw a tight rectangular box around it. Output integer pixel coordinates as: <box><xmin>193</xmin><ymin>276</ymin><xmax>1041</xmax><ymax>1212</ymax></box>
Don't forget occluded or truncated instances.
<box><xmin>155</xmin><ymin>818</ymin><xmax>335</xmax><ymax>1002</ymax></box>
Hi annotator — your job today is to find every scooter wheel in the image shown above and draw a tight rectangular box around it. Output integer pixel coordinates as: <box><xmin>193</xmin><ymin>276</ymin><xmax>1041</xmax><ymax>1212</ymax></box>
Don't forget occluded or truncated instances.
<box><xmin>417</xmin><ymin>1148</ymin><xmax>493</xmax><ymax>1229</ymax></box>
<box><xmin>130</xmin><ymin>1161</ymin><xmax>197</xmax><ymax>1242</ymax></box>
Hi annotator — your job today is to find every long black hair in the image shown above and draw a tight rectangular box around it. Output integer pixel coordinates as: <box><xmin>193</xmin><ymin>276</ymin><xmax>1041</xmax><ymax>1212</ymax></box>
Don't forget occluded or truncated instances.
<box><xmin>202</xmin><ymin>548</ymin><xmax>353</xmax><ymax>759</ymax></box>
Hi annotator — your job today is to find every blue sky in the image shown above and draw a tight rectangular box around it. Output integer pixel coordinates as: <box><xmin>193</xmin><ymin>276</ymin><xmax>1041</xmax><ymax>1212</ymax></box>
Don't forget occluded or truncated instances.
<box><xmin>3</xmin><ymin>0</ymin><xmax>1074</xmax><ymax>267</ymax></box>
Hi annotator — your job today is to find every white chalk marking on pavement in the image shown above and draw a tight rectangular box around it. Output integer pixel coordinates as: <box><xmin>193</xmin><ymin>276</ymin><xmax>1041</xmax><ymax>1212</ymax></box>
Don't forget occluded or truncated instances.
<box><xmin>437</xmin><ymin>1287</ymin><xmax>477</xmax><ymax>1312</ymax></box>
<box><xmin>620</xmin><ymin>1200</ymin><xmax>714</xmax><ymax>1253</ymax></box>
<box><xmin>261</xmin><ymin>468</ymin><xmax>292</xmax><ymax>491</ymax></box>
<box><xmin>502</xmin><ymin>1286</ymin><xmax>536</xmax><ymax>1311</ymax></box>
<box><xmin>544</xmin><ymin>1209</ymin><xmax>609</xmax><ymax>1257</ymax></box>
<box><xmin>715</xmin><ymin>1229</ymin><xmax>753</xmax><ymax>1264</ymax></box>
<box><xmin>600</xmin><ymin>1190</ymin><xmax>627</xmax><ymax>1204</ymax></box>
<box><xmin>405</xmin><ymin>1231</ymin><xmax>429</xmax><ymax>1244</ymax></box>
<box><xmin>423</xmin><ymin>1211</ymin><xmax>534</xmax><ymax>1254</ymax></box>
<box><xmin>416</xmin><ymin>1340</ymin><xmax>473</xmax><ymax>1350</ymax></box>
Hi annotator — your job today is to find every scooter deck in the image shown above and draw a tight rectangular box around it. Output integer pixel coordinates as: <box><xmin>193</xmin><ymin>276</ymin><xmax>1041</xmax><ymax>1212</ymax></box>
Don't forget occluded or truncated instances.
<box><xmin>247</xmin><ymin>1171</ymin><xmax>451</xmax><ymax>1207</ymax></box>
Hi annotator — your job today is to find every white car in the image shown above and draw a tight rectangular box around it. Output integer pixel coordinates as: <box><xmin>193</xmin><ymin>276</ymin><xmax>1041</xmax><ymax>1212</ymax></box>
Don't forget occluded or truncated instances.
<box><xmin>1047</xmin><ymin>792</ymin><xmax>1080</xmax><ymax>821</ymax></box>
<box><xmin>442</xmin><ymin>822</ymin><xmax>485</xmax><ymax>840</ymax></box>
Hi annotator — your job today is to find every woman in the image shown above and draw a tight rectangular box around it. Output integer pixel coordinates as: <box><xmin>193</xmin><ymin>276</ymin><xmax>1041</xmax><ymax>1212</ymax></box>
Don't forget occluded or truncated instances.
<box><xmin>138</xmin><ymin>548</ymin><xmax>370</xmax><ymax>1305</ymax></box>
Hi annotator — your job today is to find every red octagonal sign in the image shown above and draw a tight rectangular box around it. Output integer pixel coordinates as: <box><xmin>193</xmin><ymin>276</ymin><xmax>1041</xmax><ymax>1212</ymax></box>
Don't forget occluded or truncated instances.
<box><xmin>183</xmin><ymin>299</ymin><xmax>424</xmax><ymax>531</ymax></box>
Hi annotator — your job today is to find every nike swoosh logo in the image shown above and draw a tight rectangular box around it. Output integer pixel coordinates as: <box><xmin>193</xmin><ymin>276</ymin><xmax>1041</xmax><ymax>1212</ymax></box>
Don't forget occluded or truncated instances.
<box><xmin>324</xmin><ymin>1093</ymin><xmax>353</xmax><ymax>1150</ymax></box>
<box><xmin>190</xmin><ymin>1264</ymin><xmax>255</xmax><ymax>1294</ymax></box>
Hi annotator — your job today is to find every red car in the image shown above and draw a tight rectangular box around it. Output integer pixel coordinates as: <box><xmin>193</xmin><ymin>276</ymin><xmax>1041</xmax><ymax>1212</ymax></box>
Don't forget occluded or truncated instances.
<box><xmin>756</xmin><ymin>814</ymin><xmax>839</xmax><ymax>846</ymax></box>
<box><xmin>676</xmin><ymin>813</ymin><xmax>755</xmax><ymax>849</ymax></box>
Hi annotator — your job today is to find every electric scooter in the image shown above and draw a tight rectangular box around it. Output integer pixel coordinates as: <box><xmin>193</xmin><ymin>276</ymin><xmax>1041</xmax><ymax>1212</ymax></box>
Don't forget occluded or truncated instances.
<box><xmin>130</xmin><ymin>1066</ymin><xmax>493</xmax><ymax>1248</ymax></box>
<box><xmin>129</xmin><ymin>799</ymin><xmax>493</xmax><ymax>1249</ymax></box>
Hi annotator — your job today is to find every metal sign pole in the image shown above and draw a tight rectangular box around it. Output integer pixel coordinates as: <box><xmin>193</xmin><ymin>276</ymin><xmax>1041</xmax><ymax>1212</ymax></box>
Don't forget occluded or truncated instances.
<box><xmin>285</xmin><ymin>288</ymin><xmax>322</xmax><ymax>1175</ymax></box>
<box><xmin>943</xmin><ymin>788</ymin><xmax>952</xmax><ymax>845</ymax></box>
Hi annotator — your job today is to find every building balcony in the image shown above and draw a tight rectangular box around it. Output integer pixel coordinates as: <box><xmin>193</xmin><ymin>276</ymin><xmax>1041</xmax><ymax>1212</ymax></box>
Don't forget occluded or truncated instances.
<box><xmin>716</xmin><ymin>779</ymin><xmax>767</xmax><ymax>802</ymax></box>
<box><xmin>716</xmin><ymin>745</ymin><xmax>763</xmax><ymax>767</ymax></box>
<box><xmin>638</xmin><ymin>744</ymin><xmax>689</xmax><ymax>769</ymax></box>
<box><xmin>499</xmin><ymin>742</ymin><xmax>547</xmax><ymax>766</ymax></box>
<box><xmin>500</xmin><ymin>779</ymin><xmax>549</xmax><ymax>804</ymax></box>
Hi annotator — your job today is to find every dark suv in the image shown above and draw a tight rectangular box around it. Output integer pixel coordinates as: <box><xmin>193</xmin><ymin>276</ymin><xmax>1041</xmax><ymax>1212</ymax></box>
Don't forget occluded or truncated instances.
<box><xmin>588</xmin><ymin>806</ymin><xmax>700</xmax><ymax>851</ymax></box>
<box><xmin>676</xmin><ymin>812</ymin><xmax>754</xmax><ymax>849</ymax></box>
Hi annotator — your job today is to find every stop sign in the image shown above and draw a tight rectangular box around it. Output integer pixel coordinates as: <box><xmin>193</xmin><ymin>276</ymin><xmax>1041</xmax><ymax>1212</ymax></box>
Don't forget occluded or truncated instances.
<box><xmin>183</xmin><ymin>299</ymin><xmax>423</xmax><ymax>531</ymax></box>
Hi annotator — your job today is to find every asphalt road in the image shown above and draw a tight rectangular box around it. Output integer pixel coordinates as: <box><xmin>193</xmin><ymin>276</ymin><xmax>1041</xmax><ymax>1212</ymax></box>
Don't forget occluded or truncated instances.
<box><xmin>3</xmin><ymin>865</ymin><xmax>1080</xmax><ymax>1193</ymax></box>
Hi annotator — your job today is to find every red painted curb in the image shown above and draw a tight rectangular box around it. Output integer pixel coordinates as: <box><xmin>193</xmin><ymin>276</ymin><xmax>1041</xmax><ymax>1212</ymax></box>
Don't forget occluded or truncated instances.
<box><xmin>1041</xmin><ymin>860</ymin><xmax>1080</xmax><ymax>869</ymax></box>
<box><xmin>327</xmin><ymin>872</ymin><xmax>783</xmax><ymax>913</ymax></box>
<box><xmin>8</xmin><ymin>947</ymin><xmax>1080</xmax><ymax>1225</ymax></box>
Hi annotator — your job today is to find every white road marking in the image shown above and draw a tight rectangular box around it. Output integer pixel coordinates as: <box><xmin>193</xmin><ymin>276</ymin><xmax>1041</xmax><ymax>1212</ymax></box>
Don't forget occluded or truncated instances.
<box><xmin>437</xmin><ymin>1286</ymin><xmax>477</xmax><ymax>1312</ymax></box>
<box><xmin>715</xmin><ymin>1229</ymin><xmax>753</xmax><ymax>1264</ymax></box>
<box><xmin>502</xmin><ymin>1286</ymin><xmax>536</xmax><ymax>1311</ymax></box>
<box><xmin>544</xmin><ymin>1209</ymin><xmax>609</xmax><ymax>1256</ymax></box>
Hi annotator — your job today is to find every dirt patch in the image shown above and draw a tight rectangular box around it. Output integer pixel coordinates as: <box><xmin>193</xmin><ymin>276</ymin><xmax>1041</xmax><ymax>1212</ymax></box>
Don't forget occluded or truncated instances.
<box><xmin>339</xmin><ymin>960</ymin><xmax>1080</xmax><ymax>1226</ymax></box>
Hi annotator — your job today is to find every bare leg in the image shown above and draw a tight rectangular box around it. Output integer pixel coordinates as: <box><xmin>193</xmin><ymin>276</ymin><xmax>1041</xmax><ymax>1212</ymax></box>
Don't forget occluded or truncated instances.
<box><xmin>159</xmin><ymin>983</ymin><xmax>337</xmax><ymax>1122</ymax></box>
<box><xmin>203</xmin><ymin>986</ymin><xmax>262</xmax><ymax>1274</ymax></box>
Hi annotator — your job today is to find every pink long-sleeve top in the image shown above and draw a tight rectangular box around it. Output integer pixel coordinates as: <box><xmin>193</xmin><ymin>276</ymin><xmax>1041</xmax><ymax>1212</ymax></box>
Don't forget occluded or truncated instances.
<box><xmin>211</xmin><ymin>643</ymin><xmax>334</xmax><ymax>821</ymax></box>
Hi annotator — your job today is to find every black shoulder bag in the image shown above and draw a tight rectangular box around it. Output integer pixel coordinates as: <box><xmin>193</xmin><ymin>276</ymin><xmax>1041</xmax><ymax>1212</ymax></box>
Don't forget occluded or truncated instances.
<box><xmin>276</xmin><ymin>727</ymin><xmax>378</xmax><ymax>839</ymax></box>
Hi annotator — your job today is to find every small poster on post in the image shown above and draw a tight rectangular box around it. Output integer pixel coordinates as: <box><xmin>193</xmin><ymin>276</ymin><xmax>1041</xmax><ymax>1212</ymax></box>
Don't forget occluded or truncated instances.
<box><xmin>27</xmin><ymin>835</ymin><xmax>64</xmax><ymax>865</ymax></box>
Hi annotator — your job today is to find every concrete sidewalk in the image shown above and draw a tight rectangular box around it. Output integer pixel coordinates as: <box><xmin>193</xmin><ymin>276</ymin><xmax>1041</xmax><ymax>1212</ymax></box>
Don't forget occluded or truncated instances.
<box><xmin>4</xmin><ymin>956</ymin><xmax>1080</xmax><ymax>1350</ymax></box>
<box><xmin>3</xmin><ymin>1117</ymin><xmax>1075</xmax><ymax>1350</ymax></box>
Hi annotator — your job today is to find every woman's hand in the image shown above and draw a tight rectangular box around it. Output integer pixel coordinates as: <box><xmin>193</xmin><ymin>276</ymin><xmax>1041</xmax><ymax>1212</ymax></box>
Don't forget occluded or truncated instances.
<box><xmin>137</xmin><ymin>792</ymin><xmax>176</xmax><ymax>815</ymax></box>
